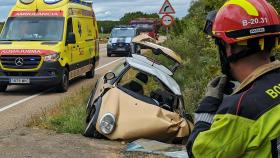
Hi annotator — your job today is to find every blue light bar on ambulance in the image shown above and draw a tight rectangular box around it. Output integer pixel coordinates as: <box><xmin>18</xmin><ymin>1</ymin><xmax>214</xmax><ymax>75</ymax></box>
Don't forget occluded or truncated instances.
<box><xmin>20</xmin><ymin>0</ymin><xmax>34</xmax><ymax>4</ymax></box>
<box><xmin>44</xmin><ymin>0</ymin><xmax>62</xmax><ymax>4</ymax></box>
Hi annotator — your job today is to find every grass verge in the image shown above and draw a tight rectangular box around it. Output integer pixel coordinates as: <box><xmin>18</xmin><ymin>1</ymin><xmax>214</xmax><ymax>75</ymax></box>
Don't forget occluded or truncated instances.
<box><xmin>27</xmin><ymin>85</ymin><xmax>92</xmax><ymax>134</ymax></box>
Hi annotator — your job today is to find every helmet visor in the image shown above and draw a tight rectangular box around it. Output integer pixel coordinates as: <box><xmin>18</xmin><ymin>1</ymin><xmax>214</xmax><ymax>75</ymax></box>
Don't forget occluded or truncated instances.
<box><xmin>203</xmin><ymin>11</ymin><xmax>217</xmax><ymax>36</ymax></box>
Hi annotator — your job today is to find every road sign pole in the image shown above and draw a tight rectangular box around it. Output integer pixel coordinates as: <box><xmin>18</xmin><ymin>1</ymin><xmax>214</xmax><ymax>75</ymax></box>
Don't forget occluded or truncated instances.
<box><xmin>100</xmin><ymin>26</ymin><xmax>104</xmax><ymax>38</ymax></box>
<box><xmin>159</xmin><ymin>0</ymin><xmax>175</xmax><ymax>38</ymax></box>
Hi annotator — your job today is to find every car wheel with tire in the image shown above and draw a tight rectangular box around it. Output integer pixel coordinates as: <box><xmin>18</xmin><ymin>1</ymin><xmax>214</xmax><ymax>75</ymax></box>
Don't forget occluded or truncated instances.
<box><xmin>84</xmin><ymin>110</ymin><xmax>103</xmax><ymax>138</ymax></box>
<box><xmin>86</xmin><ymin>80</ymin><xmax>99</xmax><ymax>114</ymax></box>
<box><xmin>56</xmin><ymin>68</ymin><xmax>69</xmax><ymax>93</ymax></box>
<box><xmin>107</xmin><ymin>51</ymin><xmax>112</xmax><ymax>57</ymax></box>
<box><xmin>0</xmin><ymin>83</ymin><xmax>8</xmax><ymax>92</ymax></box>
<box><xmin>86</xmin><ymin>60</ymin><xmax>95</xmax><ymax>78</ymax></box>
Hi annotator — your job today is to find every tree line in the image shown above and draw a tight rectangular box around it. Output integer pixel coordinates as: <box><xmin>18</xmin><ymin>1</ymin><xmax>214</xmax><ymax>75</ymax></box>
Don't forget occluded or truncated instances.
<box><xmin>97</xmin><ymin>11</ymin><xmax>159</xmax><ymax>34</ymax></box>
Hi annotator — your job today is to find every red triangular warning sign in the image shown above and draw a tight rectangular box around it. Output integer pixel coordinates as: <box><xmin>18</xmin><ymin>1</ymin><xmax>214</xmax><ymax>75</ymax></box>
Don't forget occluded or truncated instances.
<box><xmin>159</xmin><ymin>0</ymin><xmax>176</xmax><ymax>14</ymax></box>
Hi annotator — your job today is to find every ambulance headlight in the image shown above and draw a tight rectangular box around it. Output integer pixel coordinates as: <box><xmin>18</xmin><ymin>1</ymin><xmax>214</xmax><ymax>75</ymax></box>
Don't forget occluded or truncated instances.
<box><xmin>44</xmin><ymin>0</ymin><xmax>62</xmax><ymax>4</ymax></box>
<box><xmin>99</xmin><ymin>113</ymin><xmax>116</xmax><ymax>135</ymax></box>
<box><xmin>44</xmin><ymin>53</ymin><xmax>60</xmax><ymax>62</ymax></box>
<box><xmin>20</xmin><ymin>0</ymin><xmax>34</xmax><ymax>4</ymax></box>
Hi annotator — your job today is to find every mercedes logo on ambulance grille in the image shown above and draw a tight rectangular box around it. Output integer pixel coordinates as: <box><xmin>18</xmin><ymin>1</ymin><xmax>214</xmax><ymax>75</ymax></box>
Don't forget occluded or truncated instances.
<box><xmin>15</xmin><ymin>57</ymin><xmax>24</xmax><ymax>66</ymax></box>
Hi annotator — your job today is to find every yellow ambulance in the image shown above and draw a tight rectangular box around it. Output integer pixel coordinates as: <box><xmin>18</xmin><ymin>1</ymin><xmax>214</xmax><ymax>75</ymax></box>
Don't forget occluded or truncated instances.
<box><xmin>0</xmin><ymin>0</ymin><xmax>99</xmax><ymax>92</ymax></box>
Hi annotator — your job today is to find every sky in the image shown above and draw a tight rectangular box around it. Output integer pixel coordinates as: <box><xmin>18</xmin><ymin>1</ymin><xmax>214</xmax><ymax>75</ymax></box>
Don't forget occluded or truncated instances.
<box><xmin>0</xmin><ymin>0</ymin><xmax>191</xmax><ymax>22</ymax></box>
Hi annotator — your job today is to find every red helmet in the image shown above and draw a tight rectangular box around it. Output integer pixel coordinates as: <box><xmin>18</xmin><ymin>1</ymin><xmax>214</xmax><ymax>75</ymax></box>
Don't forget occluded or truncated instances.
<box><xmin>210</xmin><ymin>0</ymin><xmax>280</xmax><ymax>44</ymax></box>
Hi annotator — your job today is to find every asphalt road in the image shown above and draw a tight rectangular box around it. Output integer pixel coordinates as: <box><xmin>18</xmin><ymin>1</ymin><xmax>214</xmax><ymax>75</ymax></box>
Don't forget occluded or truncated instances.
<box><xmin>0</xmin><ymin>44</ymin><xmax>124</xmax><ymax>131</ymax></box>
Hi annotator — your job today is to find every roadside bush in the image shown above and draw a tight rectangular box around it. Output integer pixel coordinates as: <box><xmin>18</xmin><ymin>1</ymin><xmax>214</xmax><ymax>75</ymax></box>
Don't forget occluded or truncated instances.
<box><xmin>28</xmin><ymin>86</ymin><xmax>92</xmax><ymax>134</ymax></box>
<box><xmin>165</xmin><ymin>0</ymin><xmax>280</xmax><ymax>113</ymax></box>
<box><xmin>165</xmin><ymin>23</ymin><xmax>219</xmax><ymax>113</ymax></box>
<box><xmin>164</xmin><ymin>1</ymin><xmax>220</xmax><ymax>113</ymax></box>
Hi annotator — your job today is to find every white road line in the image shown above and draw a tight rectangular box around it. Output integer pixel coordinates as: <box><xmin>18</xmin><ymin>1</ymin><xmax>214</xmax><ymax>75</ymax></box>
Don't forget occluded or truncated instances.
<box><xmin>0</xmin><ymin>58</ymin><xmax>124</xmax><ymax>113</ymax></box>
<box><xmin>0</xmin><ymin>92</ymin><xmax>45</xmax><ymax>112</ymax></box>
<box><xmin>95</xmin><ymin>58</ymin><xmax>124</xmax><ymax>70</ymax></box>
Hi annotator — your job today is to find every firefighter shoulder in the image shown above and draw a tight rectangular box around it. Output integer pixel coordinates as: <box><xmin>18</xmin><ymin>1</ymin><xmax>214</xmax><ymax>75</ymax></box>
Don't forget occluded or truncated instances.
<box><xmin>190</xmin><ymin>61</ymin><xmax>280</xmax><ymax>158</ymax></box>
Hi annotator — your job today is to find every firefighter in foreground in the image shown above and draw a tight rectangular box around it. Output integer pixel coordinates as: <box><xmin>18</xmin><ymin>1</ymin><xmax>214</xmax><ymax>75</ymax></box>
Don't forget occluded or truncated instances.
<box><xmin>187</xmin><ymin>0</ymin><xmax>280</xmax><ymax>157</ymax></box>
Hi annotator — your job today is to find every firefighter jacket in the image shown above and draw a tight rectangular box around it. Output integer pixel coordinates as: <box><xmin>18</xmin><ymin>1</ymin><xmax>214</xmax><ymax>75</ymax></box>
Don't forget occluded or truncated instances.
<box><xmin>187</xmin><ymin>61</ymin><xmax>280</xmax><ymax>158</ymax></box>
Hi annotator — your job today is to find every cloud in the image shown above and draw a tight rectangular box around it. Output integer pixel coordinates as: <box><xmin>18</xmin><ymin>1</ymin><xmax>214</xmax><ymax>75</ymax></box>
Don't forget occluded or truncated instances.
<box><xmin>0</xmin><ymin>0</ymin><xmax>16</xmax><ymax>6</ymax></box>
<box><xmin>0</xmin><ymin>0</ymin><xmax>15</xmax><ymax>21</ymax></box>
<box><xmin>0</xmin><ymin>0</ymin><xmax>191</xmax><ymax>21</ymax></box>
<box><xmin>93</xmin><ymin>0</ymin><xmax>191</xmax><ymax>20</ymax></box>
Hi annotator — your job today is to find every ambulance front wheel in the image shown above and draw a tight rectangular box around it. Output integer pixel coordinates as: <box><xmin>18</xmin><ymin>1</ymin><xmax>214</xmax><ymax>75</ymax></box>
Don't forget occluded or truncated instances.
<box><xmin>56</xmin><ymin>68</ymin><xmax>69</xmax><ymax>93</ymax></box>
<box><xmin>86</xmin><ymin>61</ymin><xmax>95</xmax><ymax>78</ymax></box>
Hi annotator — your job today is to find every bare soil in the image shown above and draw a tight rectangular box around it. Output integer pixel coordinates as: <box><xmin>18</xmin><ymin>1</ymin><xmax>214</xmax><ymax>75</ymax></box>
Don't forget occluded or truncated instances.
<box><xmin>0</xmin><ymin>127</ymin><xmax>167</xmax><ymax>158</ymax></box>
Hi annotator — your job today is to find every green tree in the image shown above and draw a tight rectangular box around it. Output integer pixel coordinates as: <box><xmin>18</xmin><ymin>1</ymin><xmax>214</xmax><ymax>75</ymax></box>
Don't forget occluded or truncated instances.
<box><xmin>268</xmin><ymin>0</ymin><xmax>280</xmax><ymax>12</ymax></box>
<box><xmin>119</xmin><ymin>11</ymin><xmax>159</xmax><ymax>25</ymax></box>
<box><xmin>97</xmin><ymin>21</ymin><xmax>120</xmax><ymax>34</ymax></box>
<box><xmin>97</xmin><ymin>12</ymin><xmax>160</xmax><ymax>34</ymax></box>
<box><xmin>169</xmin><ymin>18</ymin><xmax>184</xmax><ymax>36</ymax></box>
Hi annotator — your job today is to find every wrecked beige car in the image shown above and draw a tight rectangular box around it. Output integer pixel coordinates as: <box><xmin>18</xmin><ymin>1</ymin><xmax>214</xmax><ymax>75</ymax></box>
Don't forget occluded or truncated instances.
<box><xmin>84</xmin><ymin>36</ymin><xmax>193</xmax><ymax>143</ymax></box>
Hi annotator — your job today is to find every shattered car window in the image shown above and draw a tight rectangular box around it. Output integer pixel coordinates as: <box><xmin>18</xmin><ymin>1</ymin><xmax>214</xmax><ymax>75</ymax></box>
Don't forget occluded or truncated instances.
<box><xmin>145</xmin><ymin>51</ymin><xmax>178</xmax><ymax>72</ymax></box>
<box><xmin>118</xmin><ymin>68</ymin><xmax>147</xmax><ymax>95</ymax></box>
<box><xmin>118</xmin><ymin>68</ymin><xmax>175</xmax><ymax>110</ymax></box>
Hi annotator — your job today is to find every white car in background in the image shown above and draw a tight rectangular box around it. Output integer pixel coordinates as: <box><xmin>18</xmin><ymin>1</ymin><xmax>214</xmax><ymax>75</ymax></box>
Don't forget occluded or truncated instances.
<box><xmin>107</xmin><ymin>26</ymin><xmax>140</xmax><ymax>57</ymax></box>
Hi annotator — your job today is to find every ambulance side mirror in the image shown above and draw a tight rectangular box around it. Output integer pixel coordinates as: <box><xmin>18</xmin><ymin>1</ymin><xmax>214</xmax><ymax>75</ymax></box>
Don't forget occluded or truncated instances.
<box><xmin>67</xmin><ymin>32</ymin><xmax>76</xmax><ymax>44</ymax></box>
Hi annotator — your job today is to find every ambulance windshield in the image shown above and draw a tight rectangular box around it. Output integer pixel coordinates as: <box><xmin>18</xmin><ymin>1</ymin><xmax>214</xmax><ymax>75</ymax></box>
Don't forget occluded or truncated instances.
<box><xmin>0</xmin><ymin>17</ymin><xmax>64</xmax><ymax>41</ymax></box>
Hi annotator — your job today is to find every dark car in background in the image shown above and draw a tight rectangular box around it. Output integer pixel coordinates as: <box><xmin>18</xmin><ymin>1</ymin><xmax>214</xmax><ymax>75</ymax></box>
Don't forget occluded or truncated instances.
<box><xmin>130</xmin><ymin>18</ymin><xmax>160</xmax><ymax>40</ymax></box>
<box><xmin>107</xmin><ymin>26</ymin><xmax>140</xmax><ymax>57</ymax></box>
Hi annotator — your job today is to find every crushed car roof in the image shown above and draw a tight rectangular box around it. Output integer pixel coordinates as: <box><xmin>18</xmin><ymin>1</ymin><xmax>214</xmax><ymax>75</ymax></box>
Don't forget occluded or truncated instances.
<box><xmin>132</xmin><ymin>34</ymin><xmax>156</xmax><ymax>43</ymax></box>
<box><xmin>126</xmin><ymin>55</ymin><xmax>181</xmax><ymax>96</ymax></box>
<box><xmin>132</xmin><ymin>34</ymin><xmax>183</xmax><ymax>64</ymax></box>
<box><xmin>131</xmin><ymin>54</ymin><xmax>173</xmax><ymax>76</ymax></box>
<box><xmin>139</xmin><ymin>42</ymin><xmax>182</xmax><ymax>64</ymax></box>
